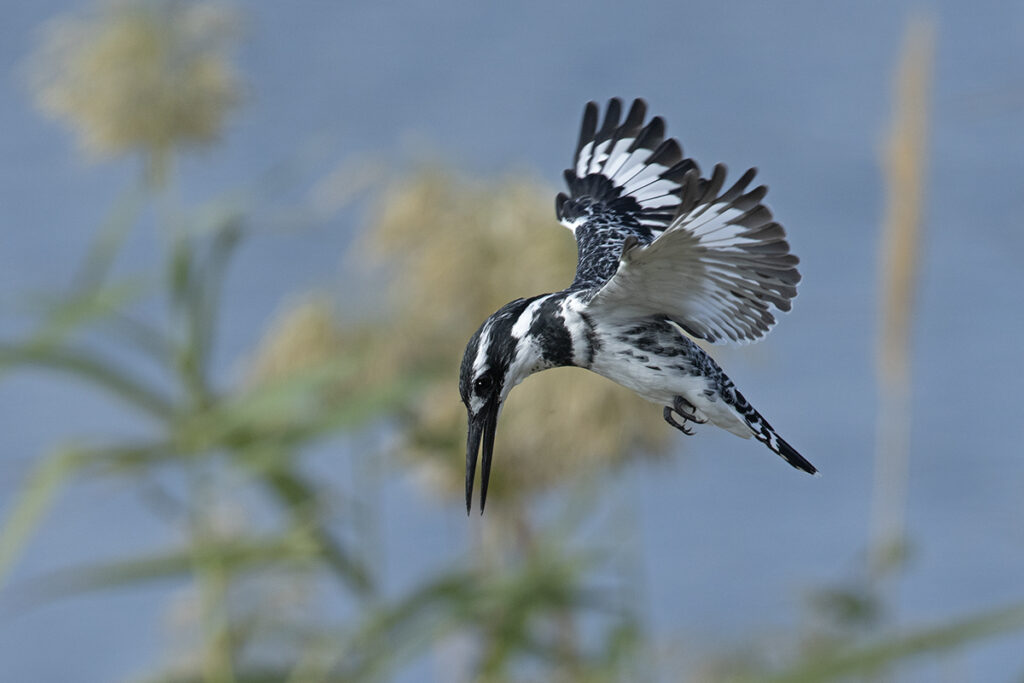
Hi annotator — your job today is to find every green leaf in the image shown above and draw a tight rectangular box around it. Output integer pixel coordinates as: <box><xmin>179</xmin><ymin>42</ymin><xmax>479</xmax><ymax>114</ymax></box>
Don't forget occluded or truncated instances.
<box><xmin>6</xmin><ymin>533</ymin><xmax>322</xmax><ymax>609</ymax></box>
<box><xmin>19</xmin><ymin>184</ymin><xmax>146</xmax><ymax>346</ymax></box>
<box><xmin>27</xmin><ymin>278</ymin><xmax>151</xmax><ymax>348</ymax></box>
<box><xmin>338</xmin><ymin>571</ymin><xmax>477</xmax><ymax>681</ymax></box>
<box><xmin>106</xmin><ymin>312</ymin><xmax>175</xmax><ymax>367</ymax></box>
<box><xmin>762</xmin><ymin>602</ymin><xmax>1024</xmax><ymax>683</ymax></box>
<box><xmin>0</xmin><ymin>449</ymin><xmax>85</xmax><ymax>587</ymax></box>
<box><xmin>173</xmin><ymin>357</ymin><xmax>417</xmax><ymax>452</ymax></box>
<box><xmin>73</xmin><ymin>184</ymin><xmax>145</xmax><ymax>291</ymax></box>
<box><xmin>169</xmin><ymin>234</ymin><xmax>194</xmax><ymax>312</ymax></box>
<box><xmin>142</xmin><ymin>666</ymin><xmax>351</xmax><ymax>683</ymax></box>
<box><xmin>260</xmin><ymin>466</ymin><xmax>374</xmax><ymax>596</ymax></box>
<box><xmin>176</xmin><ymin>215</ymin><xmax>245</xmax><ymax>404</ymax></box>
<box><xmin>0</xmin><ymin>342</ymin><xmax>175</xmax><ymax>420</ymax></box>
<box><xmin>339</xmin><ymin>535</ymin><xmax>612</xmax><ymax>681</ymax></box>
<box><xmin>86</xmin><ymin>441</ymin><xmax>183</xmax><ymax>472</ymax></box>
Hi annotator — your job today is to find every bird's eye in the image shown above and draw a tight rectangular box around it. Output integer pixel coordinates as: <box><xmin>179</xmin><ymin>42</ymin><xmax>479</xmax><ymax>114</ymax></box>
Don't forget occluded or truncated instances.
<box><xmin>474</xmin><ymin>376</ymin><xmax>493</xmax><ymax>394</ymax></box>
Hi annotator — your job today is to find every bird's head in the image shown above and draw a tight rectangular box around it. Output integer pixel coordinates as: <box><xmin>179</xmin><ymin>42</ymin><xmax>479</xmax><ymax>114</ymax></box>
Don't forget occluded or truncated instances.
<box><xmin>459</xmin><ymin>297</ymin><xmax>552</xmax><ymax>514</ymax></box>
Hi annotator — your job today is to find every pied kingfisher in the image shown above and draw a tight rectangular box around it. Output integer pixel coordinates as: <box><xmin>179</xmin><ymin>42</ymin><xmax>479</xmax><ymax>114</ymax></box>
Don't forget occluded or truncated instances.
<box><xmin>460</xmin><ymin>98</ymin><xmax>816</xmax><ymax>513</ymax></box>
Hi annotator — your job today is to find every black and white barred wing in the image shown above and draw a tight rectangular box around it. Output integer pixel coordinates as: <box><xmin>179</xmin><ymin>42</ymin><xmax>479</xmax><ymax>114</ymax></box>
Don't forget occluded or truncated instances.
<box><xmin>589</xmin><ymin>165</ymin><xmax>801</xmax><ymax>344</ymax></box>
<box><xmin>555</xmin><ymin>98</ymin><xmax>696</xmax><ymax>235</ymax></box>
<box><xmin>556</xmin><ymin>99</ymin><xmax>701</xmax><ymax>290</ymax></box>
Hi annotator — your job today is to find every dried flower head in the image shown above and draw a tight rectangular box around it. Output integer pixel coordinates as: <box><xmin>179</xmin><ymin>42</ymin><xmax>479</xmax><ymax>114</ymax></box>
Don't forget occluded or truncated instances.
<box><xmin>245</xmin><ymin>296</ymin><xmax>346</xmax><ymax>387</ymax></box>
<box><xmin>361</xmin><ymin>168</ymin><xmax>672</xmax><ymax>504</ymax></box>
<box><xmin>30</xmin><ymin>0</ymin><xmax>240</xmax><ymax>179</ymax></box>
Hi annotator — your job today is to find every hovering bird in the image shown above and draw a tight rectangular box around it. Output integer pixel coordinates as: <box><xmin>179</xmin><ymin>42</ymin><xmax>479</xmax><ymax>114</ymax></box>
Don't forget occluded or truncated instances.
<box><xmin>460</xmin><ymin>98</ymin><xmax>816</xmax><ymax>513</ymax></box>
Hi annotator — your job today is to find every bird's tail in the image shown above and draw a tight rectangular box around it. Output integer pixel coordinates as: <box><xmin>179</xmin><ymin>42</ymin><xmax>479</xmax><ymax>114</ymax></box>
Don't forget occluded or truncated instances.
<box><xmin>734</xmin><ymin>389</ymin><xmax>817</xmax><ymax>474</ymax></box>
<box><xmin>555</xmin><ymin>98</ymin><xmax>697</xmax><ymax>233</ymax></box>
<box><xmin>755</xmin><ymin>421</ymin><xmax>817</xmax><ymax>475</ymax></box>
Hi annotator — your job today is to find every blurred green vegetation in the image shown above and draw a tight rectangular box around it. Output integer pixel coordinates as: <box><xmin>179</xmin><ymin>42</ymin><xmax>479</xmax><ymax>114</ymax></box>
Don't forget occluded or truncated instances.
<box><xmin>3</xmin><ymin>2</ymin><xmax>1024</xmax><ymax>682</ymax></box>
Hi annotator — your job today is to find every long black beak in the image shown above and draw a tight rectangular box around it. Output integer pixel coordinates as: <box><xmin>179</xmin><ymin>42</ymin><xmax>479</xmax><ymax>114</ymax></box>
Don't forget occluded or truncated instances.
<box><xmin>465</xmin><ymin>398</ymin><xmax>499</xmax><ymax>514</ymax></box>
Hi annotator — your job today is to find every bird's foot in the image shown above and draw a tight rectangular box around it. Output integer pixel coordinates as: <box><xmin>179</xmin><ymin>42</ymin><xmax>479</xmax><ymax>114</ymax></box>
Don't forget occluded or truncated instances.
<box><xmin>663</xmin><ymin>406</ymin><xmax>695</xmax><ymax>436</ymax></box>
<box><xmin>673</xmin><ymin>396</ymin><xmax>707</xmax><ymax>424</ymax></box>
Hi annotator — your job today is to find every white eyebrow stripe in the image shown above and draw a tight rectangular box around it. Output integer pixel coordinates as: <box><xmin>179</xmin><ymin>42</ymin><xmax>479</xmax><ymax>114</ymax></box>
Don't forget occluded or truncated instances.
<box><xmin>472</xmin><ymin>321</ymin><xmax>493</xmax><ymax>376</ymax></box>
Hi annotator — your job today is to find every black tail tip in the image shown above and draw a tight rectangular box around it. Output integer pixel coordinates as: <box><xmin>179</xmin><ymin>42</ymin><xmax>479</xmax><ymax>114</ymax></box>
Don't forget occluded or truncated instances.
<box><xmin>780</xmin><ymin>440</ymin><xmax>818</xmax><ymax>475</ymax></box>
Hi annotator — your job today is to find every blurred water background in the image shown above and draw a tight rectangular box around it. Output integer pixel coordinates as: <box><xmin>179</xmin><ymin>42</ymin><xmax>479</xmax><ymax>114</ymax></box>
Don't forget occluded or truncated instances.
<box><xmin>1</xmin><ymin>1</ymin><xmax>1023</xmax><ymax>682</ymax></box>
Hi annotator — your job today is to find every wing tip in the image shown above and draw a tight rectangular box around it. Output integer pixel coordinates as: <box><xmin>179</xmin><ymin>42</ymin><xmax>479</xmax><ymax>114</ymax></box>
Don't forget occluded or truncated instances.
<box><xmin>563</xmin><ymin>98</ymin><xmax>695</xmax><ymax>232</ymax></box>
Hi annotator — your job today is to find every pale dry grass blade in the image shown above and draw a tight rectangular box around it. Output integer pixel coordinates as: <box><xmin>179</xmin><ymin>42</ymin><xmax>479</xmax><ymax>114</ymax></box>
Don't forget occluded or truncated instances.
<box><xmin>871</xmin><ymin>17</ymin><xmax>935</xmax><ymax>575</ymax></box>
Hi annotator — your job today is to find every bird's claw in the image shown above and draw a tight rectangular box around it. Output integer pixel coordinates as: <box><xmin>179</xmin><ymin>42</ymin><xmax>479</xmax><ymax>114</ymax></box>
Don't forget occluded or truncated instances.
<box><xmin>673</xmin><ymin>396</ymin><xmax>706</xmax><ymax>424</ymax></box>
<box><xmin>664</xmin><ymin>406</ymin><xmax>695</xmax><ymax>435</ymax></box>
<box><xmin>664</xmin><ymin>397</ymin><xmax>707</xmax><ymax>436</ymax></box>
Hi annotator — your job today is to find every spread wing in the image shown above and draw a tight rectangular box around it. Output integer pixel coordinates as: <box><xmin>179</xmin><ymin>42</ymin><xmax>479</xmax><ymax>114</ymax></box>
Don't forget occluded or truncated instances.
<box><xmin>588</xmin><ymin>164</ymin><xmax>801</xmax><ymax>344</ymax></box>
<box><xmin>556</xmin><ymin>99</ymin><xmax>699</xmax><ymax>290</ymax></box>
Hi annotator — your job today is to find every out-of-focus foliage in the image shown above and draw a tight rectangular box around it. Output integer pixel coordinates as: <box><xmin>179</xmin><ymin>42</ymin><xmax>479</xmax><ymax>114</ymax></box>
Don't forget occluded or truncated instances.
<box><xmin>0</xmin><ymin>151</ymin><xmax>644</xmax><ymax>683</ymax></box>
<box><xmin>2</xmin><ymin>2</ymin><xmax>647</xmax><ymax>681</ymax></box>
<box><xmin>29</xmin><ymin>0</ymin><xmax>240</xmax><ymax>182</ymax></box>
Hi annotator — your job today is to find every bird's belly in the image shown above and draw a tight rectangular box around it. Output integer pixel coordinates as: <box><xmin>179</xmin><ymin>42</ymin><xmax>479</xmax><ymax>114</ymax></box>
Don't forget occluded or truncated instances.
<box><xmin>589</xmin><ymin>353</ymin><xmax>708</xmax><ymax>406</ymax></box>
<box><xmin>589</xmin><ymin>356</ymin><xmax>749</xmax><ymax>436</ymax></box>
<box><xmin>586</xmin><ymin>322</ymin><xmax>754</xmax><ymax>437</ymax></box>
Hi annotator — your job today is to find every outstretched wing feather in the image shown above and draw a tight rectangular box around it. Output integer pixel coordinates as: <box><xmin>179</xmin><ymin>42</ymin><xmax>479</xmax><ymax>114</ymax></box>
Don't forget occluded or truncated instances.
<box><xmin>589</xmin><ymin>166</ymin><xmax>801</xmax><ymax>344</ymax></box>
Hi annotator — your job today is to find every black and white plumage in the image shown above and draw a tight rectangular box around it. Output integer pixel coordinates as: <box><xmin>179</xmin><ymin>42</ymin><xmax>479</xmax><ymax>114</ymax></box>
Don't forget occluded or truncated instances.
<box><xmin>460</xmin><ymin>98</ymin><xmax>815</xmax><ymax>513</ymax></box>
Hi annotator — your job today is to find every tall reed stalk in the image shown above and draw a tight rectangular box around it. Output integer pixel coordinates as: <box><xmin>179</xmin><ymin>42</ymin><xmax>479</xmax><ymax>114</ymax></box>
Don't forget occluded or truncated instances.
<box><xmin>871</xmin><ymin>17</ymin><xmax>935</xmax><ymax>577</ymax></box>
